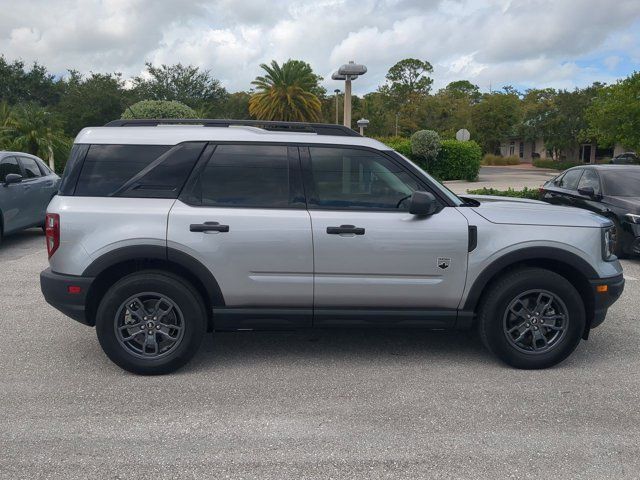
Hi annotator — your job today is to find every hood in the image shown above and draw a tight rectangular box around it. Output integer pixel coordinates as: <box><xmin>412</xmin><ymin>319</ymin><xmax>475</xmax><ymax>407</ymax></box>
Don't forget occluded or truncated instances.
<box><xmin>470</xmin><ymin>201</ymin><xmax>611</xmax><ymax>228</ymax></box>
<box><xmin>603</xmin><ymin>196</ymin><xmax>640</xmax><ymax>214</ymax></box>
<box><xmin>462</xmin><ymin>194</ymin><xmax>547</xmax><ymax>205</ymax></box>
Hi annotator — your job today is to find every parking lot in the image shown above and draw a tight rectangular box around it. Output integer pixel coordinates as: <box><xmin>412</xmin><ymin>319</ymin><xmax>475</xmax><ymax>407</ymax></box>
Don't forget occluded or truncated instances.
<box><xmin>1</xmin><ymin>229</ymin><xmax>639</xmax><ymax>479</ymax></box>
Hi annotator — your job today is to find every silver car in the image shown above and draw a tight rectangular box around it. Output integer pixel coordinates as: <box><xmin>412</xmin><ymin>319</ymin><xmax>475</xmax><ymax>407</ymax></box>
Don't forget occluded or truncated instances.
<box><xmin>39</xmin><ymin>120</ymin><xmax>625</xmax><ymax>374</ymax></box>
<box><xmin>0</xmin><ymin>151</ymin><xmax>60</xmax><ymax>245</ymax></box>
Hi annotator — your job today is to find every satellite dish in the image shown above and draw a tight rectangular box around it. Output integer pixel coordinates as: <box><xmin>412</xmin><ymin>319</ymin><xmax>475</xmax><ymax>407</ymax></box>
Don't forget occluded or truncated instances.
<box><xmin>456</xmin><ymin>129</ymin><xmax>471</xmax><ymax>141</ymax></box>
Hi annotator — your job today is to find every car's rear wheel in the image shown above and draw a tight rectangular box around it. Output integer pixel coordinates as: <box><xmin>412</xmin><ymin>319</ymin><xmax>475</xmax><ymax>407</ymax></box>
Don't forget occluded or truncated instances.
<box><xmin>96</xmin><ymin>271</ymin><xmax>206</xmax><ymax>375</ymax></box>
<box><xmin>478</xmin><ymin>268</ymin><xmax>585</xmax><ymax>369</ymax></box>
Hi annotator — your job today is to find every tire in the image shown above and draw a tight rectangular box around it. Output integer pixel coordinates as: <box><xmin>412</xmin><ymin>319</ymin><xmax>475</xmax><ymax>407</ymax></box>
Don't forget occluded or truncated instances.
<box><xmin>478</xmin><ymin>267</ymin><xmax>585</xmax><ymax>369</ymax></box>
<box><xmin>95</xmin><ymin>270</ymin><xmax>207</xmax><ymax>375</ymax></box>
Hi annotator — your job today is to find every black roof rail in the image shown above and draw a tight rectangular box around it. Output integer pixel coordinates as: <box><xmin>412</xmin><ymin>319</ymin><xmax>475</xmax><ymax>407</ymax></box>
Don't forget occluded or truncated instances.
<box><xmin>103</xmin><ymin>119</ymin><xmax>361</xmax><ymax>137</ymax></box>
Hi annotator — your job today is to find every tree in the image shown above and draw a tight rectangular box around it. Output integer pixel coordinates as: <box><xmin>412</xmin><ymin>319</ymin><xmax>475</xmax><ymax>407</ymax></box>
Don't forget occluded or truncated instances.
<box><xmin>131</xmin><ymin>63</ymin><xmax>228</xmax><ymax>113</ymax></box>
<box><xmin>0</xmin><ymin>104</ymin><xmax>70</xmax><ymax>171</ymax></box>
<box><xmin>249</xmin><ymin>60</ymin><xmax>322</xmax><ymax>122</ymax></box>
<box><xmin>381</xmin><ymin>58</ymin><xmax>434</xmax><ymax>101</ymax></box>
<box><xmin>121</xmin><ymin>100</ymin><xmax>197</xmax><ymax>119</ymax></box>
<box><xmin>55</xmin><ymin>71</ymin><xmax>132</xmax><ymax>135</ymax></box>
<box><xmin>471</xmin><ymin>92</ymin><xmax>522</xmax><ymax>154</ymax></box>
<box><xmin>411</xmin><ymin>130</ymin><xmax>441</xmax><ymax>167</ymax></box>
<box><xmin>0</xmin><ymin>56</ymin><xmax>61</xmax><ymax>106</ymax></box>
<box><xmin>587</xmin><ymin>72</ymin><xmax>640</xmax><ymax>152</ymax></box>
<box><xmin>444</xmin><ymin>80</ymin><xmax>481</xmax><ymax>102</ymax></box>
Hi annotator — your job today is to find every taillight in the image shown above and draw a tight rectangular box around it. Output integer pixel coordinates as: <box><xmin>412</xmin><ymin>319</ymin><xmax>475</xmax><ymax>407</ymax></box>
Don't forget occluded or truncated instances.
<box><xmin>45</xmin><ymin>213</ymin><xmax>60</xmax><ymax>258</ymax></box>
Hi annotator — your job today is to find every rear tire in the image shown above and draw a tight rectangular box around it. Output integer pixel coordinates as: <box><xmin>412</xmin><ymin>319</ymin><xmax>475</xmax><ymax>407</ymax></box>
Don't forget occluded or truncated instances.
<box><xmin>96</xmin><ymin>270</ymin><xmax>207</xmax><ymax>375</ymax></box>
<box><xmin>478</xmin><ymin>268</ymin><xmax>585</xmax><ymax>369</ymax></box>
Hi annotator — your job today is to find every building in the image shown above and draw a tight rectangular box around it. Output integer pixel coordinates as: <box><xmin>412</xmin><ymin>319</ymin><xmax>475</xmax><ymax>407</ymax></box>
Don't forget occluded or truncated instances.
<box><xmin>499</xmin><ymin>137</ymin><xmax>629</xmax><ymax>164</ymax></box>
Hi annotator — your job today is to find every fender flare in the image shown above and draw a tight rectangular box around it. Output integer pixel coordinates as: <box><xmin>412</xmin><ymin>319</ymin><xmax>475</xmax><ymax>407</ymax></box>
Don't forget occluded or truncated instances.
<box><xmin>463</xmin><ymin>246</ymin><xmax>598</xmax><ymax>311</ymax></box>
<box><xmin>82</xmin><ymin>245</ymin><xmax>225</xmax><ymax>306</ymax></box>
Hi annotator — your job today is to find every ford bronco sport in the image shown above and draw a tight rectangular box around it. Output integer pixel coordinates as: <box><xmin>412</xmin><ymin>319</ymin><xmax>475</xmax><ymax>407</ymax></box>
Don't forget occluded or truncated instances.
<box><xmin>40</xmin><ymin>119</ymin><xmax>624</xmax><ymax>374</ymax></box>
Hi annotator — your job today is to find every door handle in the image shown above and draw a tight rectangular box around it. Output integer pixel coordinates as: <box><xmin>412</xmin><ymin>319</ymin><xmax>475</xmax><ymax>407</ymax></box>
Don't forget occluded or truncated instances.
<box><xmin>326</xmin><ymin>225</ymin><xmax>365</xmax><ymax>235</ymax></box>
<box><xmin>190</xmin><ymin>221</ymin><xmax>230</xmax><ymax>233</ymax></box>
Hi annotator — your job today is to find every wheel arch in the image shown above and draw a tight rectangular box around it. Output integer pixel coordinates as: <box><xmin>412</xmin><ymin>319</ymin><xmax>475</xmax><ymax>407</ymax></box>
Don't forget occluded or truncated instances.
<box><xmin>83</xmin><ymin>246</ymin><xmax>224</xmax><ymax>329</ymax></box>
<box><xmin>464</xmin><ymin>247</ymin><xmax>597</xmax><ymax>336</ymax></box>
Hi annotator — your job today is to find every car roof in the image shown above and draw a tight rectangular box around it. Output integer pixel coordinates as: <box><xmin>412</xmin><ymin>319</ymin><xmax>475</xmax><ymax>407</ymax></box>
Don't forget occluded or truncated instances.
<box><xmin>0</xmin><ymin>151</ymin><xmax>43</xmax><ymax>160</ymax></box>
<box><xmin>74</xmin><ymin>125</ymin><xmax>392</xmax><ymax>150</ymax></box>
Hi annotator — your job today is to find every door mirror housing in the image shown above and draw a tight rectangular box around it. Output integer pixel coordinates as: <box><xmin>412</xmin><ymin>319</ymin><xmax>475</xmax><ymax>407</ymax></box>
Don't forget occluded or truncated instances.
<box><xmin>4</xmin><ymin>173</ymin><xmax>23</xmax><ymax>186</ymax></box>
<box><xmin>578</xmin><ymin>186</ymin><xmax>597</xmax><ymax>198</ymax></box>
<box><xmin>409</xmin><ymin>191</ymin><xmax>439</xmax><ymax>216</ymax></box>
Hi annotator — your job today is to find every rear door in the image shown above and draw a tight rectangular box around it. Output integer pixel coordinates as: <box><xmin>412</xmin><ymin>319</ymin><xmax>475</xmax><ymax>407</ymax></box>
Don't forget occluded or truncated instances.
<box><xmin>302</xmin><ymin>146</ymin><xmax>469</xmax><ymax>324</ymax></box>
<box><xmin>0</xmin><ymin>156</ymin><xmax>29</xmax><ymax>233</ymax></box>
<box><xmin>167</xmin><ymin>143</ymin><xmax>313</xmax><ymax>328</ymax></box>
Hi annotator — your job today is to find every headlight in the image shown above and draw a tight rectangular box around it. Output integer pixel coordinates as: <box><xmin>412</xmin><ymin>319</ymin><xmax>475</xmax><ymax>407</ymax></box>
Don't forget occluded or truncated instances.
<box><xmin>602</xmin><ymin>226</ymin><xmax>615</xmax><ymax>260</ymax></box>
<box><xmin>625</xmin><ymin>213</ymin><xmax>640</xmax><ymax>224</ymax></box>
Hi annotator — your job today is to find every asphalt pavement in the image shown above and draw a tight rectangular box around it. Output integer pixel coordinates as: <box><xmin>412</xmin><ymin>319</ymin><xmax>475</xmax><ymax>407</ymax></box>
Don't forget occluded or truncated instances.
<box><xmin>1</xmin><ymin>229</ymin><xmax>639</xmax><ymax>479</ymax></box>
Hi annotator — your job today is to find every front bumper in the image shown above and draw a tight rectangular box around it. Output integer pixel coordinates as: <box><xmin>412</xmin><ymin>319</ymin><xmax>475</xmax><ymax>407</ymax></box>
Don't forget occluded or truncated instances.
<box><xmin>40</xmin><ymin>268</ymin><xmax>95</xmax><ymax>326</ymax></box>
<box><xmin>589</xmin><ymin>273</ymin><xmax>625</xmax><ymax>329</ymax></box>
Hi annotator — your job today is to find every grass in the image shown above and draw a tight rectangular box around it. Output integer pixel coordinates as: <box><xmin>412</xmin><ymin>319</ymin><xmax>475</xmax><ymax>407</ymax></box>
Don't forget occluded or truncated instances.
<box><xmin>466</xmin><ymin>187</ymin><xmax>542</xmax><ymax>200</ymax></box>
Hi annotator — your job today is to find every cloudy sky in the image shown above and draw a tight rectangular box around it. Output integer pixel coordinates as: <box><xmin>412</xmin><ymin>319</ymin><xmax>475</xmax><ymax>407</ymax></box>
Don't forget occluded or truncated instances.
<box><xmin>1</xmin><ymin>0</ymin><xmax>639</xmax><ymax>94</ymax></box>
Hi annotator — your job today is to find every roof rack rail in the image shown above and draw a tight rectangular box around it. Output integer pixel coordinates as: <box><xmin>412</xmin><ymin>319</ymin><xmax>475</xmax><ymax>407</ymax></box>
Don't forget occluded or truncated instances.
<box><xmin>104</xmin><ymin>119</ymin><xmax>361</xmax><ymax>137</ymax></box>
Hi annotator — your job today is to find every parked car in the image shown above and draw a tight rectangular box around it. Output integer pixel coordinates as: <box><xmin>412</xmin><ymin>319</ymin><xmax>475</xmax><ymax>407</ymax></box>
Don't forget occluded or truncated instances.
<box><xmin>540</xmin><ymin>164</ymin><xmax>640</xmax><ymax>257</ymax></box>
<box><xmin>0</xmin><ymin>151</ymin><xmax>60</xmax><ymax>246</ymax></box>
<box><xmin>40</xmin><ymin>119</ymin><xmax>624</xmax><ymax>374</ymax></box>
<box><xmin>610</xmin><ymin>152</ymin><xmax>639</xmax><ymax>165</ymax></box>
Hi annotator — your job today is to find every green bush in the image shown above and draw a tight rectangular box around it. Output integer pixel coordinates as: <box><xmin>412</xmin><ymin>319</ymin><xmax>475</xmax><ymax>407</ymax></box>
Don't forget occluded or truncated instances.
<box><xmin>466</xmin><ymin>187</ymin><xmax>541</xmax><ymax>200</ymax></box>
<box><xmin>374</xmin><ymin>136</ymin><xmax>412</xmax><ymax>157</ymax></box>
<box><xmin>432</xmin><ymin>140</ymin><xmax>482</xmax><ymax>181</ymax></box>
<box><xmin>122</xmin><ymin>100</ymin><xmax>197</xmax><ymax>119</ymax></box>
<box><xmin>532</xmin><ymin>158</ymin><xmax>580</xmax><ymax>170</ymax></box>
<box><xmin>482</xmin><ymin>154</ymin><xmax>520</xmax><ymax>166</ymax></box>
<box><xmin>410</xmin><ymin>130</ymin><xmax>441</xmax><ymax>164</ymax></box>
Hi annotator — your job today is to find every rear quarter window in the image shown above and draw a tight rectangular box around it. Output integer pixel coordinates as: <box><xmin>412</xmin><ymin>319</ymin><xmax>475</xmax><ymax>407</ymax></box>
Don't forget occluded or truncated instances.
<box><xmin>71</xmin><ymin>143</ymin><xmax>205</xmax><ymax>198</ymax></box>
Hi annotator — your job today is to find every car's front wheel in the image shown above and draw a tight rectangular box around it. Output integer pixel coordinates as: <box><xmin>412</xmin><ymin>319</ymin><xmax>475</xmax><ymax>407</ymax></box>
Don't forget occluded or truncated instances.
<box><xmin>478</xmin><ymin>268</ymin><xmax>585</xmax><ymax>369</ymax></box>
<box><xmin>95</xmin><ymin>271</ymin><xmax>206</xmax><ymax>375</ymax></box>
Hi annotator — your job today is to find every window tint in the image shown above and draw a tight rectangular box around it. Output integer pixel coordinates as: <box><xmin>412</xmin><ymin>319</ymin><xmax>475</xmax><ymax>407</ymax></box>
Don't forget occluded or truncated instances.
<box><xmin>308</xmin><ymin>147</ymin><xmax>421</xmax><ymax>210</ymax></box>
<box><xmin>113</xmin><ymin>142</ymin><xmax>206</xmax><ymax>199</ymax></box>
<box><xmin>601</xmin><ymin>170</ymin><xmax>640</xmax><ymax>196</ymax></box>
<box><xmin>75</xmin><ymin>145</ymin><xmax>170</xmax><ymax>196</ymax></box>
<box><xmin>0</xmin><ymin>157</ymin><xmax>21</xmax><ymax>178</ymax></box>
<box><xmin>19</xmin><ymin>157</ymin><xmax>42</xmax><ymax>178</ymax></box>
<box><xmin>577</xmin><ymin>169</ymin><xmax>600</xmax><ymax>195</ymax></box>
<box><xmin>58</xmin><ymin>144</ymin><xmax>90</xmax><ymax>195</ymax></box>
<box><xmin>197</xmin><ymin>145</ymin><xmax>292</xmax><ymax>208</ymax></box>
<box><xmin>558</xmin><ymin>169</ymin><xmax>582</xmax><ymax>190</ymax></box>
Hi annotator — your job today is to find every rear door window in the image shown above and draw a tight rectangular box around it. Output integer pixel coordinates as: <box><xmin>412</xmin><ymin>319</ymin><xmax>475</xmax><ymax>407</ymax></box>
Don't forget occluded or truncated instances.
<box><xmin>18</xmin><ymin>157</ymin><xmax>42</xmax><ymax>178</ymax></box>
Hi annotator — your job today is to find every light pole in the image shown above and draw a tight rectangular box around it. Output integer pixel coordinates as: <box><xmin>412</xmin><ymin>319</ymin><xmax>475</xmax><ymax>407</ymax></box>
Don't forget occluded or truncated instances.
<box><xmin>357</xmin><ymin>118</ymin><xmax>370</xmax><ymax>136</ymax></box>
<box><xmin>332</xmin><ymin>61</ymin><xmax>367</xmax><ymax>129</ymax></box>
<box><xmin>334</xmin><ymin>89</ymin><xmax>340</xmax><ymax>124</ymax></box>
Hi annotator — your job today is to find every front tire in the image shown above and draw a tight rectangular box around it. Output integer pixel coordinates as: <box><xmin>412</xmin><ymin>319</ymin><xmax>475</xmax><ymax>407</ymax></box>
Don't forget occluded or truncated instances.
<box><xmin>96</xmin><ymin>271</ymin><xmax>206</xmax><ymax>375</ymax></box>
<box><xmin>478</xmin><ymin>268</ymin><xmax>585</xmax><ymax>369</ymax></box>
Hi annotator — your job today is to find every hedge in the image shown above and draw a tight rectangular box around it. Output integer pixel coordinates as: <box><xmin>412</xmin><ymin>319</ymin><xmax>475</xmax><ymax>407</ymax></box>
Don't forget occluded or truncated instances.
<box><xmin>431</xmin><ymin>140</ymin><xmax>482</xmax><ymax>181</ymax></box>
<box><xmin>466</xmin><ymin>187</ymin><xmax>541</xmax><ymax>200</ymax></box>
<box><xmin>532</xmin><ymin>159</ymin><xmax>580</xmax><ymax>170</ymax></box>
<box><xmin>482</xmin><ymin>154</ymin><xmax>520</xmax><ymax>166</ymax></box>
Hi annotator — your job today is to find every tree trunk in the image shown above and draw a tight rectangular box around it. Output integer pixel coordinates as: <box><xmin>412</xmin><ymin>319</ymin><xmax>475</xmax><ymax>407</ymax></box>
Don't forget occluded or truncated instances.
<box><xmin>48</xmin><ymin>145</ymin><xmax>55</xmax><ymax>172</ymax></box>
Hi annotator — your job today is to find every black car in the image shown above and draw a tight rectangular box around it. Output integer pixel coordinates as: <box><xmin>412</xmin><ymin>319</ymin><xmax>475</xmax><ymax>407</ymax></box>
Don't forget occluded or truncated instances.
<box><xmin>540</xmin><ymin>165</ymin><xmax>640</xmax><ymax>257</ymax></box>
<box><xmin>610</xmin><ymin>152</ymin><xmax>639</xmax><ymax>165</ymax></box>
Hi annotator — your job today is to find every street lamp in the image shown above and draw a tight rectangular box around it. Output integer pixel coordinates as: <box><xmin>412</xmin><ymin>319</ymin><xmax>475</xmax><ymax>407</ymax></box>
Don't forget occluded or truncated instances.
<box><xmin>333</xmin><ymin>89</ymin><xmax>341</xmax><ymax>125</ymax></box>
<box><xmin>332</xmin><ymin>61</ymin><xmax>367</xmax><ymax>129</ymax></box>
<box><xmin>357</xmin><ymin>118</ymin><xmax>370</xmax><ymax>136</ymax></box>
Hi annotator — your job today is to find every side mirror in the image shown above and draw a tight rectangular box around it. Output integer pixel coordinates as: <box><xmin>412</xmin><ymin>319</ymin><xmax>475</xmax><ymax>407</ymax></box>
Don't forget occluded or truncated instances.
<box><xmin>409</xmin><ymin>191</ymin><xmax>439</xmax><ymax>216</ymax></box>
<box><xmin>4</xmin><ymin>173</ymin><xmax>23</xmax><ymax>186</ymax></box>
<box><xmin>578</xmin><ymin>186</ymin><xmax>596</xmax><ymax>198</ymax></box>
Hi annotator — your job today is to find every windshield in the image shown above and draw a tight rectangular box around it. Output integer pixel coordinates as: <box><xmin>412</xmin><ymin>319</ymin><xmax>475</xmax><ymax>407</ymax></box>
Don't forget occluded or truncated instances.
<box><xmin>386</xmin><ymin>151</ymin><xmax>465</xmax><ymax>206</ymax></box>
<box><xmin>601</xmin><ymin>169</ymin><xmax>640</xmax><ymax>197</ymax></box>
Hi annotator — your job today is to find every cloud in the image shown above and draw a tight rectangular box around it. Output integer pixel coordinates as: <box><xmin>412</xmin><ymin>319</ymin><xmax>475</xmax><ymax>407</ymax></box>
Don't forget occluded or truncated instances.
<box><xmin>0</xmin><ymin>0</ymin><xmax>638</xmax><ymax>93</ymax></box>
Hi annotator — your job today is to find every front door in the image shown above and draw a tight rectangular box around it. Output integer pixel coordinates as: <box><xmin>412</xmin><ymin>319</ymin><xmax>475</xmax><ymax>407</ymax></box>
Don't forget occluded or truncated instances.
<box><xmin>302</xmin><ymin>146</ymin><xmax>469</xmax><ymax>325</ymax></box>
<box><xmin>167</xmin><ymin>144</ymin><xmax>313</xmax><ymax>328</ymax></box>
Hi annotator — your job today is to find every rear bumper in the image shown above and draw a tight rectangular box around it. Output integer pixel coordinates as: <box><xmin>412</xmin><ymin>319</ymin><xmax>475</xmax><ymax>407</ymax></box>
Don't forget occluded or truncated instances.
<box><xmin>40</xmin><ymin>268</ymin><xmax>94</xmax><ymax>326</ymax></box>
<box><xmin>590</xmin><ymin>273</ymin><xmax>625</xmax><ymax>329</ymax></box>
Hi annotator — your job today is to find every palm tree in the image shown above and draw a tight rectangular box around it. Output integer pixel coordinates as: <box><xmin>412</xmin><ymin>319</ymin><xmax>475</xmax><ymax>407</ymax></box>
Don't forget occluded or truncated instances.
<box><xmin>249</xmin><ymin>60</ymin><xmax>322</xmax><ymax>122</ymax></box>
<box><xmin>1</xmin><ymin>104</ymin><xmax>70</xmax><ymax>171</ymax></box>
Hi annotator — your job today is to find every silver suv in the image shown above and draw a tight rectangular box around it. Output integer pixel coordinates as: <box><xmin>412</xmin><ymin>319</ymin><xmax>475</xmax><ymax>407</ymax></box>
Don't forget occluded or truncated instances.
<box><xmin>40</xmin><ymin>119</ymin><xmax>624</xmax><ymax>374</ymax></box>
